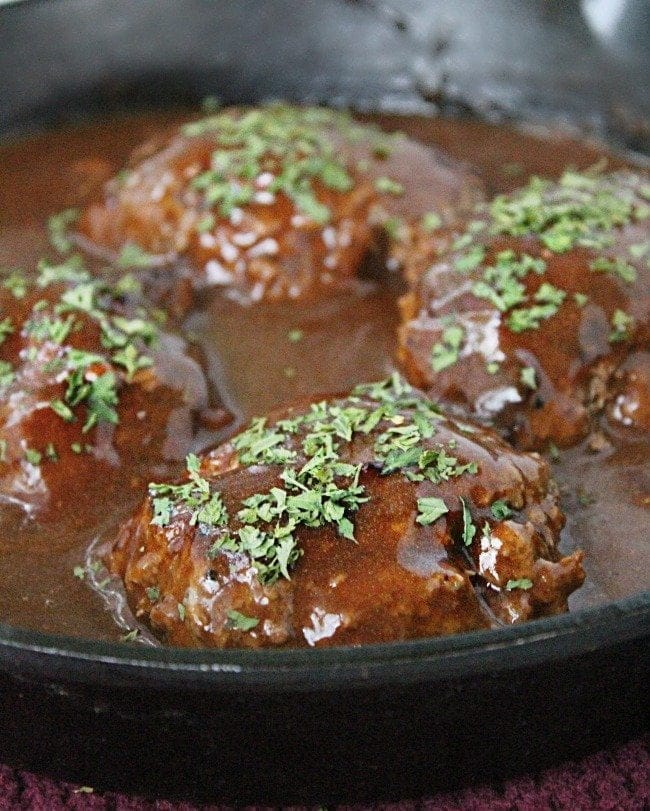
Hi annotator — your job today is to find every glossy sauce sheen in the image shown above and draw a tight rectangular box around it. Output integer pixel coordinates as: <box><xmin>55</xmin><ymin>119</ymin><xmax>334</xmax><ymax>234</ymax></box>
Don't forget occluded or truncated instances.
<box><xmin>0</xmin><ymin>110</ymin><xmax>647</xmax><ymax>641</ymax></box>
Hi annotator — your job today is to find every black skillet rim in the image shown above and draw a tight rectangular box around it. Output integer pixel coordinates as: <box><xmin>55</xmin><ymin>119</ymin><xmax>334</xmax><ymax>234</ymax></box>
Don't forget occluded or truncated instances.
<box><xmin>0</xmin><ymin>0</ymin><xmax>648</xmax><ymax>698</ymax></box>
<box><xmin>0</xmin><ymin>591</ymin><xmax>647</xmax><ymax>691</ymax></box>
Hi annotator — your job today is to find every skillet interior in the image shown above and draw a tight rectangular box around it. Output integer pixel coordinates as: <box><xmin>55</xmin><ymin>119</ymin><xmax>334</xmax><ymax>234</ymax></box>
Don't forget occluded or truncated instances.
<box><xmin>0</xmin><ymin>0</ymin><xmax>648</xmax><ymax>803</ymax></box>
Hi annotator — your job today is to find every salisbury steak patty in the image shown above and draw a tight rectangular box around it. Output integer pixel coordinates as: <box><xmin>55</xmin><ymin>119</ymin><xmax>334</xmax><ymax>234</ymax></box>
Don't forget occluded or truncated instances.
<box><xmin>398</xmin><ymin>170</ymin><xmax>650</xmax><ymax>450</ymax></box>
<box><xmin>108</xmin><ymin>375</ymin><xmax>583</xmax><ymax>648</ymax></box>
<box><xmin>0</xmin><ymin>258</ymin><xmax>222</xmax><ymax>523</ymax></box>
<box><xmin>76</xmin><ymin>104</ymin><xmax>484</xmax><ymax>303</ymax></box>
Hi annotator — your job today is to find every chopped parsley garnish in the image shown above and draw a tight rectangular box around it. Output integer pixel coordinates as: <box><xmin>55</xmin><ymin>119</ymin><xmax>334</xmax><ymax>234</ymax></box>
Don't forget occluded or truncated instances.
<box><xmin>629</xmin><ymin>242</ymin><xmax>649</xmax><ymax>259</ymax></box>
<box><xmin>37</xmin><ymin>255</ymin><xmax>89</xmax><ymax>287</ymax></box>
<box><xmin>534</xmin><ymin>282</ymin><xmax>566</xmax><ymax>308</ymax></box>
<box><xmin>24</xmin><ymin>448</ymin><xmax>42</xmax><ymax>465</ymax></box>
<box><xmin>469</xmin><ymin>251</ymin><xmax>545</xmax><ymax>314</ymax></box>
<box><xmin>455</xmin><ymin>244</ymin><xmax>486</xmax><ymax>273</ymax></box>
<box><xmin>195</xmin><ymin>213</ymin><xmax>216</xmax><ymax>233</ymax></box>
<box><xmin>374</xmin><ymin>176</ymin><xmax>404</xmax><ymax>196</ymax></box>
<box><xmin>507</xmin><ymin>303</ymin><xmax>559</xmax><ymax>333</ymax></box>
<box><xmin>416</xmin><ymin>496</ymin><xmax>448</xmax><ymax>526</ymax></box>
<box><xmin>149</xmin><ymin>453</ymin><xmax>229</xmax><ymax>529</ymax></box>
<box><xmin>505</xmin><ymin>578</ymin><xmax>533</xmax><ymax>591</ymax></box>
<box><xmin>50</xmin><ymin>399</ymin><xmax>75</xmax><ymax>422</ymax></box>
<box><xmin>225</xmin><ymin>610</ymin><xmax>260</xmax><ymax>631</ymax></box>
<box><xmin>287</xmin><ymin>328</ymin><xmax>303</xmax><ymax>343</ymax></box>
<box><xmin>590</xmin><ymin>256</ymin><xmax>637</xmax><ymax>284</ymax></box>
<box><xmin>5</xmin><ymin>267</ymin><xmax>162</xmax><ymax>443</ymax></box>
<box><xmin>431</xmin><ymin>323</ymin><xmax>465</xmax><ymax>373</ymax></box>
<box><xmin>47</xmin><ymin>209</ymin><xmax>80</xmax><ymax>254</ymax></box>
<box><xmin>146</xmin><ymin>587</ymin><xmax>160</xmax><ymax>602</ymax></box>
<box><xmin>148</xmin><ymin>375</ymin><xmax>479</xmax><ymax>584</ymax></box>
<box><xmin>1</xmin><ymin>268</ymin><xmax>28</xmax><ymax>299</ymax></box>
<box><xmin>460</xmin><ymin>497</ymin><xmax>476</xmax><ymax>546</ymax></box>
<box><xmin>438</xmin><ymin>171</ymin><xmax>646</xmax><ymax>353</ymax></box>
<box><xmin>489</xmin><ymin>170</ymin><xmax>640</xmax><ymax>253</ymax></box>
<box><xmin>609</xmin><ymin>309</ymin><xmax>634</xmax><ymax>343</ymax></box>
<box><xmin>490</xmin><ymin>500</ymin><xmax>512</xmax><ymax>520</ymax></box>
<box><xmin>0</xmin><ymin>318</ymin><xmax>14</xmax><ymax>345</ymax></box>
<box><xmin>383</xmin><ymin>216</ymin><xmax>406</xmax><ymax>241</ymax></box>
<box><xmin>519</xmin><ymin>366</ymin><xmax>537</xmax><ymax>390</ymax></box>
<box><xmin>117</xmin><ymin>243</ymin><xmax>158</xmax><ymax>268</ymax></box>
<box><xmin>421</xmin><ymin>211</ymin><xmax>442</xmax><ymax>232</ymax></box>
<box><xmin>112</xmin><ymin>343</ymin><xmax>153</xmax><ymax>382</ymax></box>
<box><xmin>182</xmin><ymin>104</ymin><xmax>399</xmax><ymax>224</ymax></box>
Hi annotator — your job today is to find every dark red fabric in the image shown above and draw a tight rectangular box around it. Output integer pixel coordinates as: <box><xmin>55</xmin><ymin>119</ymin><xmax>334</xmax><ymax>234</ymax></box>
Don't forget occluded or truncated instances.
<box><xmin>0</xmin><ymin>737</ymin><xmax>647</xmax><ymax>810</ymax></box>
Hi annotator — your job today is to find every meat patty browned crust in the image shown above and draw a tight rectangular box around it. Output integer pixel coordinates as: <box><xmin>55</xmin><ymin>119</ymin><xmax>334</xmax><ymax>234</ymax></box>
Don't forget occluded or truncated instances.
<box><xmin>76</xmin><ymin>104</ymin><xmax>484</xmax><ymax>303</ymax></box>
<box><xmin>0</xmin><ymin>258</ymin><xmax>224</xmax><ymax>523</ymax></box>
<box><xmin>398</xmin><ymin>170</ymin><xmax>650</xmax><ymax>450</ymax></box>
<box><xmin>108</xmin><ymin>375</ymin><xmax>584</xmax><ymax>648</ymax></box>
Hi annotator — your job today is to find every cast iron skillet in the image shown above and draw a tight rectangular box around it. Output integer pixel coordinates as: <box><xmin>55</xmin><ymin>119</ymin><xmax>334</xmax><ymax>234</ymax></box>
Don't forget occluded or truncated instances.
<box><xmin>0</xmin><ymin>0</ymin><xmax>648</xmax><ymax>803</ymax></box>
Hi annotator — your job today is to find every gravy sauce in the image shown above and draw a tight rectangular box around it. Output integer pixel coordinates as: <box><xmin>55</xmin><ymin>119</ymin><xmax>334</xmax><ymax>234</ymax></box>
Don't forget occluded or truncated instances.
<box><xmin>0</xmin><ymin>110</ymin><xmax>647</xmax><ymax>641</ymax></box>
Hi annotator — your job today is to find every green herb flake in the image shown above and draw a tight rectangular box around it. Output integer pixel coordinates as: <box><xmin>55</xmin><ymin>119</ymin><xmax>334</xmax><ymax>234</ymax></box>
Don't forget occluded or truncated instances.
<box><xmin>629</xmin><ymin>242</ymin><xmax>649</xmax><ymax>259</ymax></box>
<box><xmin>416</xmin><ymin>496</ymin><xmax>448</xmax><ymax>526</ymax></box>
<box><xmin>112</xmin><ymin>343</ymin><xmax>153</xmax><ymax>383</ymax></box>
<box><xmin>490</xmin><ymin>500</ymin><xmax>512</xmax><ymax>520</ymax></box>
<box><xmin>383</xmin><ymin>216</ymin><xmax>405</xmax><ymax>241</ymax></box>
<box><xmin>177</xmin><ymin>602</ymin><xmax>186</xmax><ymax>622</ymax></box>
<box><xmin>573</xmin><ymin>292</ymin><xmax>589</xmax><ymax>308</ymax></box>
<box><xmin>505</xmin><ymin>578</ymin><xmax>533</xmax><ymax>591</ymax></box>
<box><xmin>50</xmin><ymin>399</ymin><xmax>75</xmax><ymax>423</ymax></box>
<box><xmin>520</xmin><ymin>366</ymin><xmax>537</xmax><ymax>390</ymax></box>
<box><xmin>146</xmin><ymin>586</ymin><xmax>161</xmax><ymax>602</ymax></box>
<box><xmin>120</xmin><ymin>628</ymin><xmax>140</xmax><ymax>642</ymax></box>
<box><xmin>534</xmin><ymin>282</ymin><xmax>566</xmax><ymax>307</ymax></box>
<box><xmin>421</xmin><ymin>211</ymin><xmax>442</xmax><ymax>232</ymax></box>
<box><xmin>507</xmin><ymin>303</ymin><xmax>559</xmax><ymax>333</ymax></box>
<box><xmin>2</xmin><ymin>269</ymin><xmax>28</xmax><ymax>299</ymax></box>
<box><xmin>47</xmin><ymin>208</ymin><xmax>79</xmax><ymax>254</ymax></box>
<box><xmin>0</xmin><ymin>318</ymin><xmax>14</xmax><ymax>347</ymax></box>
<box><xmin>147</xmin><ymin>374</ymin><xmax>478</xmax><ymax>586</ymax></box>
<box><xmin>0</xmin><ymin>360</ymin><xmax>16</xmax><ymax>387</ymax></box>
<box><xmin>589</xmin><ymin>256</ymin><xmax>637</xmax><ymax>284</ymax></box>
<box><xmin>225</xmin><ymin>609</ymin><xmax>260</xmax><ymax>631</ymax></box>
<box><xmin>608</xmin><ymin>309</ymin><xmax>634</xmax><ymax>343</ymax></box>
<box><xmin>196</xmin><ymin>213</ymin><xmax>216</xmax><ymax>233</ymax></box>
<box><xmin>117</xmin><ymin>243</ymin><xmax>158</xmax><ymax>268</ymax></box>
<box><xmin>455</xmin><ymin>244</ymin><xmax>485</xmax><ymax>272</ymax></box>
<box><xmin>45</xmin><ymin>442</ymin><xmax>58</xmax><ymax>462</ymax></box>
<box><xmin>24</xmin><ymin>448</ymin><xmax>42</xmax><ymax>465</ymax></box>
<box><xmin>375</xmin><ymin>176</ymin><xmax>405</xmax><ymax>196</ymax></box>
<box><xmin>431</xmin><ymin>323</ymin><xmax>465</xmax><ymax>373</ymax></box>
<box><xmin>460</xmin><ymin>497</ymin><xmax>476</xmax><ymax>546</ymax></box>
<box><xmin>73</xmin><ymin>565</ymin><xmax>86</xmax><ymax>580</ymax></box>
<box><xmin>287</xmin><ymin>328</ymin><xmax>303</xmax><ymax>343</ymax></box>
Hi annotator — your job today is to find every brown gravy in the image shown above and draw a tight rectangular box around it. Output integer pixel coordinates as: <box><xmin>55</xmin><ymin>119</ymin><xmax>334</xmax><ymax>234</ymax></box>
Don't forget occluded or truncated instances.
<box><xmin>0</xmin><ymin>110</ymin><xmax>647</xmax><ymax>642</ymax></box>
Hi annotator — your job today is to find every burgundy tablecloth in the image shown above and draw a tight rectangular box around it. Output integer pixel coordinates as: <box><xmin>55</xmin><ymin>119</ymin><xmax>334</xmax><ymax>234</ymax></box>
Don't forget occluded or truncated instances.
<box><xmin>0</xmin><ymin>736</ymin><xmax>647</xmax><ymax>810</ymax></box>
